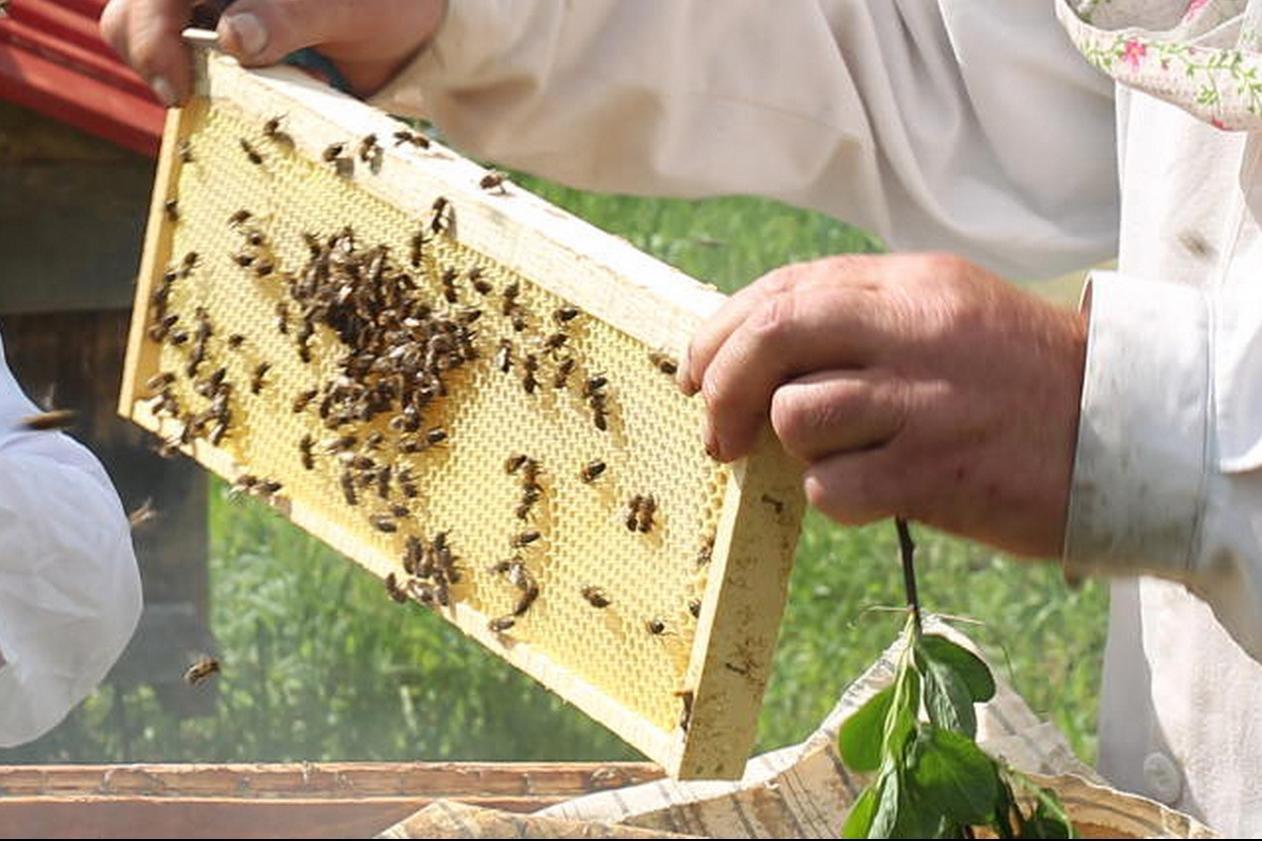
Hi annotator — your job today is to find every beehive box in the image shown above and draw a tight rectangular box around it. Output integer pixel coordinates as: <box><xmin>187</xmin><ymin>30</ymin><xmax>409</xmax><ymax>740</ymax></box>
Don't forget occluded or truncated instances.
<box><xmin>119</xmin><ymin>49</ymin><xmax>805</xmax><ymax>780</ymax></box>
<box><xmin>0</xmin><ymin>760</ymin><xmax>662</xmax><ymax>839</ymax></box>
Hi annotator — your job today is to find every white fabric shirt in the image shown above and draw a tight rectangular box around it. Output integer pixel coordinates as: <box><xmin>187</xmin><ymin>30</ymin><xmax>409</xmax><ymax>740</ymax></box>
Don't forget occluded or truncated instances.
<box><xmin>0</xmin><ymin>332</ymin><xmax>141</xmax><ymax>746</ymax></box>
<box><xmin>372</xmin><ymin>0</ymin><xmax>1262</xmax><ymax>833</ymax></box>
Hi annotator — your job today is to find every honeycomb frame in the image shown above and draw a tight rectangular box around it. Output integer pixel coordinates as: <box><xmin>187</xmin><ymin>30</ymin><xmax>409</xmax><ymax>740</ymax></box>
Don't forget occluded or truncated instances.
<box><xmin>119</xmin><ymin>51</ymin><xmax>805</xmax><ymax>780</ymax></box>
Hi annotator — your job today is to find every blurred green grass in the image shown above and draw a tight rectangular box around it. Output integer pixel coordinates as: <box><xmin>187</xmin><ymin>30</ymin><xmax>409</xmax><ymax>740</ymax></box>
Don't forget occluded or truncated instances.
<box><xmin>2</xmin><ymin>180</ymin><xmax>1106</xmax><ymax>768</ymax></box>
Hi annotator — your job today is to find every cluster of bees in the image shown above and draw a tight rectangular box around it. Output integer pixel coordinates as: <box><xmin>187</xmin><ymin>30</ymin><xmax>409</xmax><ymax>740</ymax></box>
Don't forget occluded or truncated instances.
<box><xmin>142</xmin><ymin>113</ymin><xmax>717</xmax><ymax>670</ymax></box>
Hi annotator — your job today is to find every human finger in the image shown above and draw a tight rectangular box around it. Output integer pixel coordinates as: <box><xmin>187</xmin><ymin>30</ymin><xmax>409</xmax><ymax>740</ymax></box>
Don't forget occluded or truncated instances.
<box><xmin>698</xmin><ymin>285</ymin><xmax>881</xmax><ymax>461</ymax></box>
<box><xmin>801</xmin><ymin>446</ymin><xmax>911</xmax><ymax>527</ymax></box>
<box><xmin>100</xmin><ymin>0</ymin><xmax>196</xmax><ymax>105</ymax></box>
<box><xmin>769</xmin><ymin>369</ymin><xmax>908</xmax><ymax>463</ymax></box>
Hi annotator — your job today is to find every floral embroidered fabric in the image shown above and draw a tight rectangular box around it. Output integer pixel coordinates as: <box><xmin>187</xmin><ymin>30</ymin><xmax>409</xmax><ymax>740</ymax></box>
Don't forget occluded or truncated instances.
<box><xmin>1058</xmin><ymin>0</ymin><xmax>1262</xmax><ymax>129</ymax></box>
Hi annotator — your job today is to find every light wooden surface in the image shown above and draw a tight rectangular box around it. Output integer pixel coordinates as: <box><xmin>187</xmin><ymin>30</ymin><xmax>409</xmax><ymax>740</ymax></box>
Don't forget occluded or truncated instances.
<box><xmin>119</xmin><ymin>52</ymin><xmax>805</xmax><ymax>780</ymax></box>
<box><xmin>0</xmin><ymin>761</ymin><xmax>663</xmax><ymax>839</ymax></box>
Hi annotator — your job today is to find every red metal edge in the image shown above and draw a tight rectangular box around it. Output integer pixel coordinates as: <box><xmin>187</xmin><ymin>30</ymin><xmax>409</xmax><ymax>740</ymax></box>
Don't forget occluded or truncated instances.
<box><xmin>0</xmin><ymin>1</ymin><xmax>163</xmax><ymax>157</ymax></box>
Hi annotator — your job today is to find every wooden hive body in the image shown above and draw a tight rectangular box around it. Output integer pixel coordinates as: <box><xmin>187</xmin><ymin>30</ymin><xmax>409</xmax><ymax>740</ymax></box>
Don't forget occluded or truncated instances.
<box><xmin>119</xmin><ymin>51</ymin><xmax>805</xmax><ymax>780</ymax></box>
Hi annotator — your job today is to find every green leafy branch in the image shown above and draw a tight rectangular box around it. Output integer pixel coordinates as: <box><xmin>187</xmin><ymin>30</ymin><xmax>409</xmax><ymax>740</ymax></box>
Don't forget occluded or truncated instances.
<box><xmin>837</xmin><ymin>520</ymin><xmax>1076</xmax><ymax>839</ymax></box>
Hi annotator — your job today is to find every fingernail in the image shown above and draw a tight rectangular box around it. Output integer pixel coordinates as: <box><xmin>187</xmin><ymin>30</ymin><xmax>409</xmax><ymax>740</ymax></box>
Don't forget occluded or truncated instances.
<box><xmin>677</xmin><ymin>347</ymin><xmax>696</xmax><ymax>394</ymax></box>
<box><xmin>225</xmin><ymin>12</ymin><xmax>268</xmax><ymax>58</ymax></box>
<box><xmin>151</xmin><ymin>76</ymin><xmax>176</xmax><ymax>108</ymax></box>
<box><xmin>701</xmin><ymin>415</ymin><xmax>720</xmax><ymax>461</ymax></box>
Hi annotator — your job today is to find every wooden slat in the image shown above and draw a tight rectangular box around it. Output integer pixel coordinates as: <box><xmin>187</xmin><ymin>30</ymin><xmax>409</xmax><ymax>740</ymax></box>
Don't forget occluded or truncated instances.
<box><xmin>0</xmin><ymin>761</ymin><xmax>661</xmax><ymax>799</ymax></box>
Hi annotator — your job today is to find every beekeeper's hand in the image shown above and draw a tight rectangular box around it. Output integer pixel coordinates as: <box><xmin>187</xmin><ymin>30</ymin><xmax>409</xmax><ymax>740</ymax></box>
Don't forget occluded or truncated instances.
<box><xmin>100</xmin><ymin>0</ymin><xmax>447</xmax><ymax>106</ymax></box>
<box><xmin>680</xmin><ymin>253</ymin><xmax>1087</xmax><ymax>559</ymax></box>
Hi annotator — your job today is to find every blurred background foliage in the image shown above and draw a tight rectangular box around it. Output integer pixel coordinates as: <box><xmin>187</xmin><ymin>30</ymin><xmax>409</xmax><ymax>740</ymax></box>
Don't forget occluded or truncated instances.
<box><xmin>1</xmin><ymin>177</ymin><xmax>1106</xmax><ymax>768</ymax></box>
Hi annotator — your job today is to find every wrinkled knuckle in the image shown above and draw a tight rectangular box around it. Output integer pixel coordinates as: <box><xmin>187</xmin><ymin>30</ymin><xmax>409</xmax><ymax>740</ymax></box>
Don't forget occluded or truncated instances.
<box><xmin>699</xmin><ymin>366</ymin><xmax>733</xmax><ymax>416</ymax></box>
<box><xmin>128</xmin><ymin>43</ymin><xmax>168</xmax><ymax>81</ymax></box>
<box><xmin>99</xmin><ymin>2</ymin><xmax>128</xmax><ymax>52</ymax></box>
<box><xmin>748</xmin><ymin>293</ymin><xmax>797</xmax><ymax>345</ymax></box>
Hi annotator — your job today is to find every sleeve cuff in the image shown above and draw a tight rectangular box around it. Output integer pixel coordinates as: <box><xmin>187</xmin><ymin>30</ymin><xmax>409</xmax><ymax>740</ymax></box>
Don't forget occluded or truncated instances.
<box><xmin>1063</xmin><ymin>270</ymin><xmax>1209</xmax><ymax>580</ymax></box>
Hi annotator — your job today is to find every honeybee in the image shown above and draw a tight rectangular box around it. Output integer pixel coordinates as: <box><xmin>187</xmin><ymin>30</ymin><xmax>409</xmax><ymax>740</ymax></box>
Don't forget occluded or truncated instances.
<box><xmin>357</xmin><ymin>133</ymin><xmax>379</xmax><ymax>163</ymax></box>
<box><xmin>275</xmin><ymin>302</ymin><xmax>290</xmax><ymax>335</ymax></box>
<box><xmin>146</xmin><ymin>371</ymin><xmax>176</xmax><ymax>391</ymax></box>
<box><xmin>579</xmin><ymin>459</ymin><xmax>606</xmax><ymax>483</ymax></box>
<box><xmin>226</xmin><ymin>333</ymin><xmax>246</xmax><ymax>349</ymax></box>
<box><xmin>688</xmin><ymin>599</ymin><xmax>702</xmax><ymax>619</ymax></box>
<box><xmin>469</xmin><ymin>268</ymin><xmax>492</xmax><ymax>295</ymax></box>
<box><xmin>430</xmin><ymin>195</ymin><xmax>454</xmax><ymax>234</ymax></box>
<box><xmin>393</xmin><ymin>129</ymin><xmax>430</xmax><ymax>149</ymax></box>
<box><xmin>624</xmin><ymin>494</ymin><xmax>656</xmax><ymax>532</ymax></box>
<box><xmin>384</xmin><ymin>572</ymin><xmax>408</xmax><ymax>604</ymax></box>
<box><xmin>127</xmin><ymin>498</ymin><xmax>160</xmax><ymax>530</ymax></box>
<box><xmin>648</xmin><ymin>350</ymin><xmax>679</xmax><ymax>375</ymax></box>
<box><xmin>322</xmin><ymin>142</ymin><xmax>346</xmax><ymax>162</ymax></box>
<box><xmin>370</xmin><ymin>514</ymin><xmax>398</xmax><ymax>533</ymax></box>
<box><xmin>513</xmin><ymin>582</ymin><xmax>539</xmax><ymax>617</ymax></box>
<box><xmin>397</xmin><ymin>468</ymin><xmax>418</xmax><ymax>498</ymax></box>
<box><xmin>20</xmin><ymin>409</ymin><xmax>77</xmax><ymax>431</ymax></box>
<box><xmin>543</xmin><ymin>332</ymin><xmax>568</xmax><ymax>352</ymax></box>
<box><xmin>228</xmin><ymin>209</ymin><xmax>252</xmax><ymax>227</ymax></box>
<box><xmin>263</xmin><ymin>115</ymin><xmax>285</xmax><ymax>138</ymax></box>
<box><xmin>340</xmin><ymin>471</ymin><xmax>358</xmax><ymax>506</ymax></box>
<box><xmin>488</xmin><ymin>616</ymin><xmax>516</xmax><ymax>633</ymax></box>
<box><xmin>177</xmin><ymin>140</ymin><xmax>194</xmax><ymax>163</ymax></box>
<box><xmin>495</xmin><ymin>339</ymin><xmax>513</xmax><ymax>373</ymax></box>
<box><xmin>697</xmin><ymin>536</ymin><xmax>714</xmax><ymax>566</ymax></box>
<box><xmin>250</xmin><ymin>362</ymin><xmax>271</xmax><ymax>394</ymax></box>
<box><xmin>164</xmin><ymin>199</ymin><xmax>179</xmax><ymax>222</ymax></box>
<box><xmin>553</xmin><ymin>358</ymin><xmax>576</xmax><ymax>389</ymax></box>
<box><xmin>299</xmin><ymin>434</ymin><xmax>315</xmax><ymax>470</ymax></box>
<box><xmin>646</xmin><ymin>618</ymin><xmax>667</xmax><ymax>636</ymax></box>
<box><xmin>292</xmin><ymin>388</ymin><xmax>318</xmax><ymax>413</ymax></box>
<box><xmin>239</xmin><ymin>138</ymin><xmax>264</xmax><ymax>165</ymax></box>
<box><xmin>552</xmin><ymin>305</ymin><xmax>579</xmax><ymax>323</ymax></box>
<box><xmin>479</xmin><ymin>170</ymin><xmax>507</xmax><ymax>193</ymax></box>
<box><xmin>184</xmin><ymin>655</ymin><xmax>220</xmax><ymax>686</ymax></box>
<box><xmin>510</xmin><ymin>529</ymin><xmax>541</xmax><ymax>548</ymax></box>
<box><xmin>409</xmin><ymin>230</ymin><xmax>425</xmax><ymax>267</ymax></box>
<box><xmin>581</xmin><ymin>586</ymin><xmax>611</xmax><ymax>608</ymax></box>
<box><xmin>505</xmin><ymin>453</ymin><xmax>529</xmax><ymax>475</ymax></box>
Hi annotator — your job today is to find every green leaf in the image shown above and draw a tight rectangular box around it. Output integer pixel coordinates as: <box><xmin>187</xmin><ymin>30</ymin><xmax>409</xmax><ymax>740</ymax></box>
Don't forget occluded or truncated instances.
<box><xmin>869</xmin><ymin>771</ymin><xmax>900</xmax><ymax>839</ymax></box>
<box><xmin>918</xmin><ymin>635</ymin><xmax>995</xmax><ymax>702</ymax></box>
<box><xmin>885</xmin><ymin>665</ymin><xmax>921</xmax><ymax>756</ymax></box>
<box><xmin>840</xmin><ymin>686</ymin><xmax>895</xmax><ymax>773</ymax></box>
<box><xmin>920</xmin><ymin>653</ymin><xmax>977</xmax><ymax>738</ymax></box>
<box><xmin>1020</xmin><ymin>787</ymin><xmax>1076</xmax><ymax>839</ymax></box>
<box><xmin>906</xmin><ymin>725</ymin><xmax>999</xmax><ymax>826</ymax></box>
<box><xmin>868</xmin><ymin>767</ymin><xmax>943</xmax><ymax>840</ymax></box>
<box><xmin>841</xmin><ymin>785</ymin><xmax>880</xmax><ymax>839</ymax></box>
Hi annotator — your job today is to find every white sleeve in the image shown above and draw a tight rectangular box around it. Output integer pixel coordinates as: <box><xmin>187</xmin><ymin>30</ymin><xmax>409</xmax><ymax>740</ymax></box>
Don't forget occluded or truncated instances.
<box><xmin>1064</xmin><ymin>271</ymin><xmax>1262</xmax><ymax>663</ymax></box>
<box><xmin>0</xmin><ymin>334</ymin><xmax>142</xmax><ymax>747</ymax></box>
<box><xmin>372</xmin><ymin>0</ymin><xmax>1119</xmax><ymax>279</ymax></box>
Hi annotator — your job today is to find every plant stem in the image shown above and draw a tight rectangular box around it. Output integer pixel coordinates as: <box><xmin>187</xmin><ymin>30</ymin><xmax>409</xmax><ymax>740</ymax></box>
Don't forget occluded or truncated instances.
<box><xmin>895</xmin><ymin>517</ymin><xmax>922</xmax><ymax>635</ymax></box>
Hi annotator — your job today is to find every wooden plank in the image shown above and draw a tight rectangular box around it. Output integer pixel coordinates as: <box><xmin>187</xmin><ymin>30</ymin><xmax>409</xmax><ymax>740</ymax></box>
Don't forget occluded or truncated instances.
<box><xmin>118</xmin><ymin>103</ymin><xmax>196</xmax><ymax>417</ymax></box>
<box><xmin>0</xmin><ymin>796</ymin><xmax>560</xmax><ymax>839</ymax></box>
<box><xmin>119</xmin><ymin>51</ymin><xmax>806</xmax><ymax>780</ymax></box>
<box><xmin>0</xmin><ymin>761</ymin><xmax>661</xmax><ymax>798</ymax></box>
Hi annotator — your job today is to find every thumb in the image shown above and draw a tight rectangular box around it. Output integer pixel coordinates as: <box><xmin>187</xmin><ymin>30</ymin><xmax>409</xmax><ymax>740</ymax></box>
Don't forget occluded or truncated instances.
<box><xmin>217</xmin><ymin>0</ymin><xmax>356</xmax><ymax>67</ymax></box>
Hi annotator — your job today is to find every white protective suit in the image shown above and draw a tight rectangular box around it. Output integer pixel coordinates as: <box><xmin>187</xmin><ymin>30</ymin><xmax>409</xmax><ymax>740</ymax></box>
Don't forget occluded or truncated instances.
<box><xmin>0</xmin><ymin>332</ymin><xmax>141</xmax><ymax>746</ymax></box>
<box><xmin>371</xmin><ymin>0</ymin><xmax>1262</xmax><ymax>833</ymax></box>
